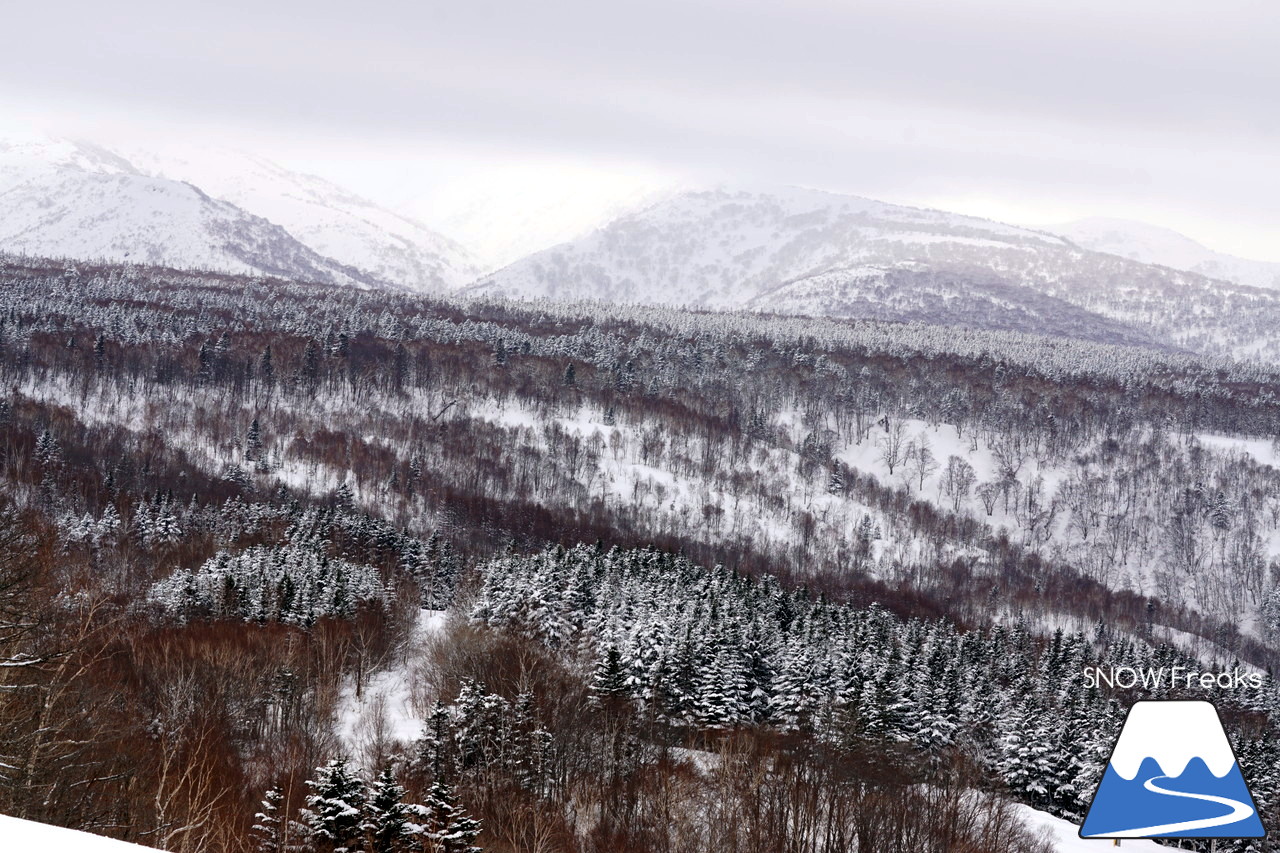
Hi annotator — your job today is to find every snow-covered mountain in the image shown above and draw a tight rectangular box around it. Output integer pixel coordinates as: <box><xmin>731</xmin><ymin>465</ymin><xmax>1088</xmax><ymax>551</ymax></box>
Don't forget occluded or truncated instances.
<box><xmin>0</xmin><ymin>134</ymin><xmax>378</xmax><ymax>286</ymax></box>
<box><xmin>466</xmin><ymin>186</ymin><xmax>1280</xmax><ymax>359</ymax></box>
<box><xmin>1052</xmin><ymin>217</ymin><xmax>1280</xmax><ymax>290</ymax></box>
<box><xmin>0</xmin><ymin>134</ymin><xmax>476</xmax><ymax>291</ymax></box>
<box><xmin>469</xmin><ymin>186</ymin><xmax>1074</xmax><ymax>307</ymax></box>
<box><xmin>124</xmin><ymin>145</ymin><xmax>481</xmax><ymax>290</ymax></box>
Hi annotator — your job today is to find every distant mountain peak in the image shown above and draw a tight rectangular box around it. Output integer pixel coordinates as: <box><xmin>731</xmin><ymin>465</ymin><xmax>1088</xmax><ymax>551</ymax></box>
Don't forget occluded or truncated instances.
<box><xmin>466</xmin><ymin>184</ymin><xmax>1280</xmax><ymax>361</ymax></box>
<box><xmin>0</xmin><ymin>134</ymin><xmax>480</xmax><ymax>292</ymax></box>
<box><xmin>1050</xmin><ymin>216</ymin><xmax>1280</xmax><ymax>290</ymax></box>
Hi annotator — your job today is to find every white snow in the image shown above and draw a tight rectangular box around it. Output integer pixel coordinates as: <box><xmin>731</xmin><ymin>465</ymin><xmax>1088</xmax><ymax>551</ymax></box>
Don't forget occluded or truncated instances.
<box><xmin>466</xmin><ymin>184</ymin><xmax>1074</xmax><ymax>309</ymax></box>
<box><xmin>1014</xmin><ymin>805</ymin><xmax>1164</xmax><ymax>852</ymax></box>
<box><xmin>123</xmin><ymin>144</ymin><xmax>480</xmax><ymax>291</ymax></box>
<box><xmin>0</xmin><ymin>132</ymin><xmax>475</xmax><ymax>291</ymax></box>
<box><xmin>474</xmin><ymin>401</ymin><xmax>896</xmax><ymax>573</ymax></box>
<box><xmin>1052</xmin><ymin>217</ymin><xmax>1280</xmax><ymax>290</ymax></box>
<box><xmin>335</xmin><ymin>610</ymin><xmax>448</xmax><ymax>756</ymax></box>
<box><xmin>1196</xmin><ymin>432</ymin><xmax>1280</xmax><ymax>469</ymax></box>
<box><xmin>0</xmin><ymin>814</ymin><xmax>155</xmax><ymax>851</ymax></box>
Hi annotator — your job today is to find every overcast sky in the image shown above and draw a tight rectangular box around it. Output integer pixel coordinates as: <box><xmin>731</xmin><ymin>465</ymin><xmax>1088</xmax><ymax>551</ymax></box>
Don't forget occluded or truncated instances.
<box><xmin>2</xmin><ymin>0</ymin><xmax>1278</xmax><ymax>260</ymax></box>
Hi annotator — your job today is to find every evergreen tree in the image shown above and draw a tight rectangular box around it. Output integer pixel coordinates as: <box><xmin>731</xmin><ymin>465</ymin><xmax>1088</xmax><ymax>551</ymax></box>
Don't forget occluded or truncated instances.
<box><xmin>508</xmin><ymin>692</ymin><xmax>552</xmax><ymax>796</ymax></box>
<box><xmin>34</xmin><ymin>429</ymin><xmax>61</xmax><ymax>466</ymax></box>
<box><xmin>693</xmin><ymin>632</ymin><xmax>750</xmax><ymax>728</ymax></box>
<box><xmin>301</xmin><ymin>758</ymin><xmax>367</xmax><ymax>853</ymax></box>
<box><xmin>769</xmin><ymin>642</ymin><xmax>817</xmax><ymax>731</ymax></box>
<box><xmin>299</xmin><ymin>339</ymin><xmax>321</xmax><ymax>389</ymax></box>
<box><xmin>251</xmin><ymin>785</ymin><xmax>286</xmax><ymax>853</ymax></box>
<box><xmin>259</xmin><ymin>346</ymin><xmax>276</xmax><ymax>389</ymax></box>
<box><xmin>246</xmin><ymin>418</ymin><xmax>265</xmax><ymax>464</ymax></box>
<box><xmin>391</xmin><ymin>342</ymin><xmax>409</xmax><ymax>394</ymax></box>
<box><xmin>364</xmin><ymin>766</ymin><xmax>416</xmax><ymax>853</ymax></box>
<box><xmin>420</xmin><ymin>780</ymin><xmax>482</xmax><ymax>853</ymax></box>
<box><xmin>454</xmin><ymin>681</ymin><xmax>508</xmax><ymax>770</ymax></box>
<box><xmin>589</xmin><ymin>645</ymin><xmax>629</xmax><ymax>699</ymax></box>
<box><xmin>415</xmin><ymin>700</ymin><xmax>455</xmax><ymax>782</ymax></box>
<box><xmin>197</xmin><ymin>341</ymin><xmax>214</xmax><ymax>383</ymax></box>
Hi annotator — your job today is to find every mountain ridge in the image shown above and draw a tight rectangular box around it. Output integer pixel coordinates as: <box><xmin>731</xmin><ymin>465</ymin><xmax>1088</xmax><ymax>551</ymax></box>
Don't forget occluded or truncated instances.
<box><xmin>466</xmin><ymin>185</ymin><xmax>1280</xmax><ymax>362</ymax></box>
<box><xmin>120</xmin><ymin>143</ymin><xmax>482</xmax><ymax>290</ymax></box>
<box><xmin>1050</xmin><ymin>216</ymin><xmax>1280</xmax><ymax>291</ymax></box>
<box><xmin>0</xmin><ymin>134</ymin><xmax>476</xmax><ymax>291</ymax></box>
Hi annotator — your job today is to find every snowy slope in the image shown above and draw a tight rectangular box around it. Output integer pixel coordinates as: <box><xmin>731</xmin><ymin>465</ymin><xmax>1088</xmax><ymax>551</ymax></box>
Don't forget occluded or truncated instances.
<box><xmin>1015</xmin><ymin>805</ymin><xmax>1164</xmax><ymax>852</ymax></box>
<box><xmin>0</xmin><ymin>169</ymin><xmax>376</xmax><ymax>285</ymax></box>
<box><xmin>335</xmin><ymin>609</ymin><xmax>447</xmax><ymax>764</ymax></box>
<box><xmin>748</xmin><ymin>263</ymin><xmax>1160</xmax><ymax>347</ymax></box>
<box><xmin>0</xmin><ymin>134</ymin><xmax>477</xmax><ymax>290</ymax></box>
<box><xmin>468</xmin><ymin>186</ymin><xmax>1280</xmax><ymax>359</ymax></box>
<box><xmin>1053</xmin><ymin>217</ymin><xmax>1280</xmax><ymax>290</ymax></box>
<box><xmin>0</xmin><ymin>133</ymin><xmax>135</xmax><ymax>194</ymax></box>
<box><xmin>469</xmin><ymin>186</ymin><xmax>1072</xmax><ymax>308</ymax></box>
<box><xmin>124</xmin><ymin>146</ymin><xmax>481</xmax><ymax>291</ymax></box>
<box><xmin>0</xmin><ymin>814</ymin><xmax>155</xmax><ymax>851</ymax></box>
<box><xmin>0</xmin><ymin>135</ymin><xmax>376</xmax><ymax>286</ymax></box>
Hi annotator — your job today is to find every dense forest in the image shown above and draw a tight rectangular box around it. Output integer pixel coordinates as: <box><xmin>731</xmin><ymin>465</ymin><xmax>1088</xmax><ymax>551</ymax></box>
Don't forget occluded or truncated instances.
<box><xmin>2</xmin><ymin>255</ymin><xmax>1280</xmax><ymax>851</ymax></box>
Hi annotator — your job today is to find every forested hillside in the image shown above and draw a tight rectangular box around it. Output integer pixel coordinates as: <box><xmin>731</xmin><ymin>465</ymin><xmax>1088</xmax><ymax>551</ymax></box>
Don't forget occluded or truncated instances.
<box><xmin>2</xmin><ymin>254</ymin><xmax>1279</xmax><ymax>851</ymax></box>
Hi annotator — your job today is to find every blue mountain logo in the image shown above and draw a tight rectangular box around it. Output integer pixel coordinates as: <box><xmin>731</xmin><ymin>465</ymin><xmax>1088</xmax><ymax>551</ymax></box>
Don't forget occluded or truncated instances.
<box><xmin>1080</xmin><ymin>700</ymin><xmax>1265</xmax><ymax>839</ymax></box>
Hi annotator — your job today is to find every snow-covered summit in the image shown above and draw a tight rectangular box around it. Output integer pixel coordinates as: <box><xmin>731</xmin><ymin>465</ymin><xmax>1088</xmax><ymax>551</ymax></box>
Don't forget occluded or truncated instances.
<box><xmin>0</xmin><ymin>134</ymin><xmax>477</xmax><ymax>291</ymax></box>
<box><xmin>123</xmin><ymin>145</ymin><xmax>482</xmax><ymax>291</ymax></box>
<box><xmin>0</xmin><ymin>133</ymin><xmax>136</xmax><ymax>191</ymax></box>
<box><xmin>0</xmin><ymin>165</ymin><xmax>375</xmax><ymax>285</ymax></box>
<box><xmin>467</xmin><ymin>185</ymin><xmax>1073</xmax><ymax>309</ymax></box>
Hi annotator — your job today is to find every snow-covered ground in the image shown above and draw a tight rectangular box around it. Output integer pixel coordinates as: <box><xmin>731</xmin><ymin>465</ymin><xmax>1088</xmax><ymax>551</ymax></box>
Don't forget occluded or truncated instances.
<box><xmin>335</xmin><ymin>609</ymin><xmax>448</xmax><ymax>760</ymax></box>
<box><xmin>476</xmin><ymin>401</ymin><xmax>901</xmax><ymax>572</ymax></box>
<box><xmin>1197</xmin><ymin>432</ymin><xmax>1280</xmax><ymax>469</ymax></box>
<box><xmin>0</xmin><ymin>814</ymin><xmax>155</xmax><ymax>851</ymax></box>
<box><xmin>1015</xmin><ymin>805</ymin><xmax>1164</xmax><ymax>851</ymax></box>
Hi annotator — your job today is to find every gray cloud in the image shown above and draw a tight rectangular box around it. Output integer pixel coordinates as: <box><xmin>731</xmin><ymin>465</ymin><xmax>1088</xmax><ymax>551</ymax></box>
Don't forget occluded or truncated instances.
<box><xmin>3</xmin><ymin>0</ymin><xmax>1278</xmax><ymax>258</ymax></box>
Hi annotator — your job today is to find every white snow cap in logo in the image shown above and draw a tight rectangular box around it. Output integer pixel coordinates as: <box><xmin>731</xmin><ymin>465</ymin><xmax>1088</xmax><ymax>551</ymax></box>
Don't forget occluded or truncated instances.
<box><xmin>1109</xmin><ymin>700</ymin><xmax>1237</xmax><ymax>781</ymax></box>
